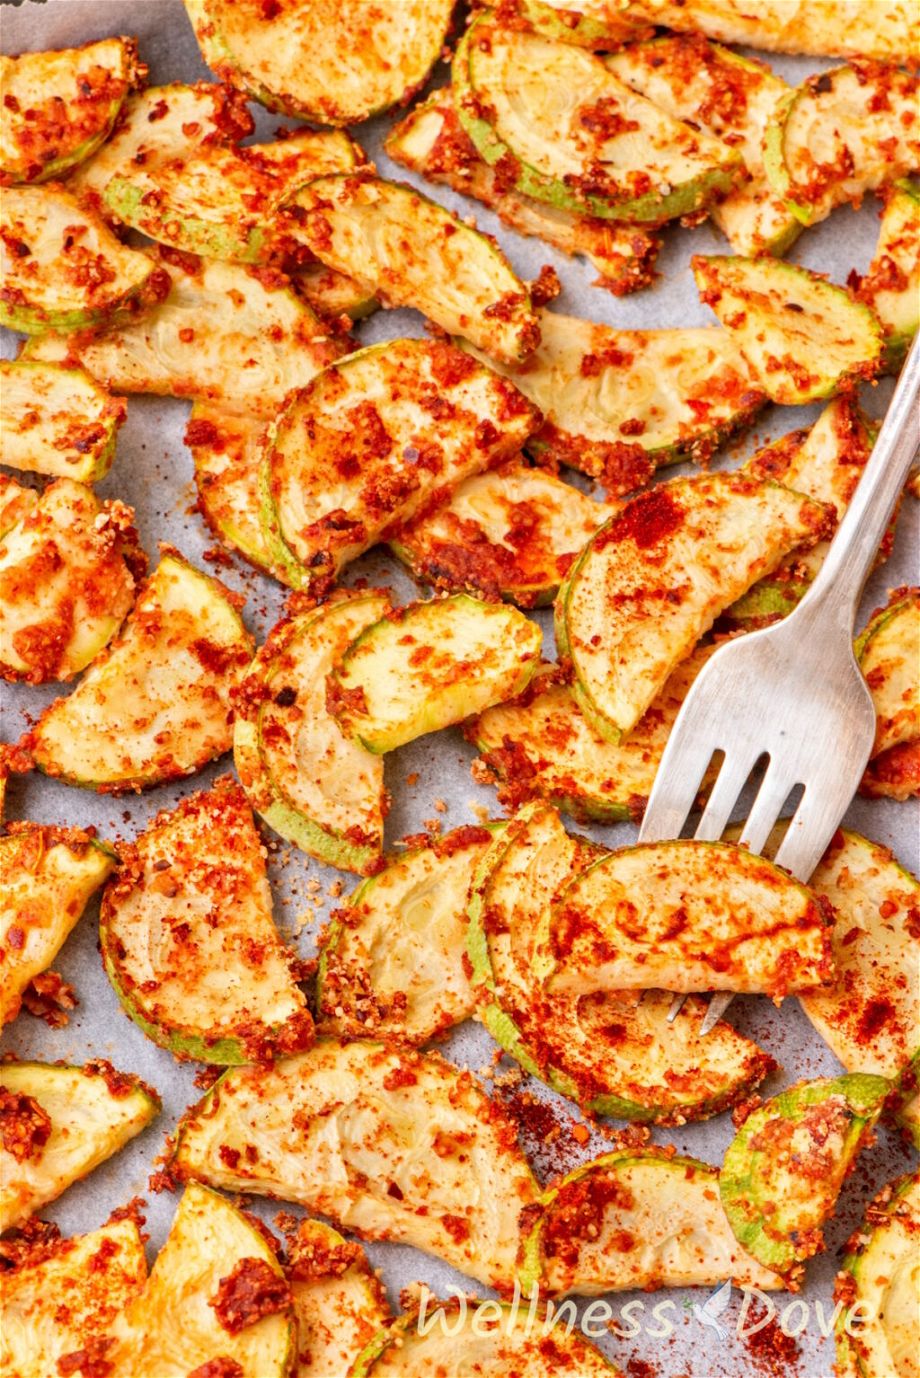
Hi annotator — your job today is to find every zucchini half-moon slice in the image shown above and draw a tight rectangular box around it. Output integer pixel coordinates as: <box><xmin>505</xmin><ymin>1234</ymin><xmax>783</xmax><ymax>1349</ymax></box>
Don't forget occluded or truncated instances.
<box><xmin>467</xmin><ymin>801</ymin><xmax>775</xmax><ymax>1123</ymax></box>
<box><xmin>836</xmin><ymin>1171</ymin><xmax>920</xmax><ymax>1378</ymax></box>
<box><xmin>693</xmin><ymin>254</ymin><xmax>883</xmax><ymax>405</ymax></box>
<box><xmin>0</xmin><ymin>1061</ymin><xmax>160</xmax><ymax>1233</ymax></box>
<box><xmin>234</xmin><ymin>589</ymin><xmax>391</xmax><ymax>875</ymax></box>
<box><xmin>294</xmin><ymin>262</ymin><xmax>378</xmax><ymax>323</ymax></box>
<box><xmin>559</xmin><ymin>471</ymin><xmax>827</xmax><ymax>741</ymax></box>
<box><xmin>719</xmin><ymin>1074</ymin><xmax>891</xmax><ymax>1283</ymax></box>
<box><xmin>509</xmin><ymin>0</ymin><xmax>652</xmax><ymax>48</ymax></box>
<box><xmin>0</xmin><ymin>824</ymin><xmax>116</xmax><ymax>1026</ymax></box>
<box><xmin>172</xmin><ymin>1040</ymin><xmax>539</xmax><ymax>1292</ymax></box>
<box><xmin>860</xmin><ymin>739</ymin><xmax>920</xmax><ymax>803</ymax></box>
<box><xmin>856</xmin><ymin>182</ymin><xmax>920</xmax><ymax>372</ymax></box>
<box><xmin>100</xmin><ymin>778</ymin><xmax>313</xmax><ymax>1064</ymax></box>
<box><xmin>284</xmin><ymin>1217</ymin><xmax>391</xmax><ymax>1378</ymax></box>
<box><xmin>286</xmin><ymin>175</ymin><xmax>540</xmax><ymax>365</ymax></box>
<box><xmin>0</xmin><ymin>38</ymin><xmax>142</xmax><ymax>185</ymax></box>
<box><xmin>26</xmin><ymin>550</ymin><xmax>254</xmax><ymax>792</ymax></box>
<box><xmin>519</xmin><ymin>1150</ymin><xmax>784</xmax><ymax>1296</ymax></box>
<box><xmin>856</xmin><ymin>588</ymin><xmax>920</xmax><ymax>758</ymax></box>
<box><xmin>455</xmin><ymin>19</ymin><xmax>741</xmax><ymax>224</ymax></box>
<box><xmin>0</xmin><ymin>360</ymin><xmax>125</xmax><ymax>482</ymax></box>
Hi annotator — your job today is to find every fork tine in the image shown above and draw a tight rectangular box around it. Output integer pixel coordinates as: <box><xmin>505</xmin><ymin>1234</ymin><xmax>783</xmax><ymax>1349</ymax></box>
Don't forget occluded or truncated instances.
<box><xmin>738</xmin><ymin>760</ymin><xmax>796</xmax><ymax>856</ymax></box>
<box><xmin>638</xmin><ymin>735</ymin><xmax>719</xmax><ymax>843</ymax></box>
<box><xmin>700</xmin><ymin>992</ymin><xmax>735</xmax><ymax>1035</ymax></box>
<box><xmin>773</xmin><ymin>789</ymin><xmax>839</xmax><ymax>882</ymax></box>
<box><xmin>693</xmin><ymin>750</ymin><xmax>760</xmax><ymax>843</ymax></box>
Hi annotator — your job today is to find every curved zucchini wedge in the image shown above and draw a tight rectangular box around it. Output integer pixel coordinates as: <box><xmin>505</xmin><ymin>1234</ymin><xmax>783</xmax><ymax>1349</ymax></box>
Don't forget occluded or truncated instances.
<box><xmin>0</xmin><ymin>1216</ymin><xmax>148</xmax><ymax>1378</ymax></box>
<box><xmin>0</xmin><ymin>1060</ymin><xmax>159</xmax><ymax>1233</ymax></box>
<box><xmin>100</xmin><ymin>778</ymin><xmax>313</xmax><ymax>1064</ymax></box>
<box><xmin>0</xmin><ymin>479</ymin><xmax>143</xmax><ymax>684</ymax></box>
<box><xmin>328</xmin><ymin>595</ymin><xmax>542</xmax><ymax>754</ymax></box>
<box><xmin>799</xmin><ymin>831</ymin><xmax>919</xmax><ymax>1082</ymax></box>
<box><xmin>0</xmin><ymin>476</ymin><xmax>39</xmax><ymax>538</ymax></box>
<box><xmin>26</xmin><ymin>550</ymin><xmax>254</xmax><ymax>792</ymax></box>
<box><xmin>284</xmin><ymin>1217</ymin><xmax>391</xmax><ymax>1378</ymax></box>
<box><xmin>392</xmin><ymin>461</ymin><xmax>614</xmax><ymax>607</ymax></box>
<box><xmin>0</xmin><ymin>186</ymin><xmax>169</xmax><ymax>336</ymax></box>
<box><xmin>857</xmin><ymin>588</ymin><xmax>920</xmax><ymax>758</ymax></box>
<box><xmin>234</xmin><ymin>590</ymin><xmax>389</xmax><ymax>874</ymax></box>
<box><xmin>0</xmin><ymin>824</ymin><xmax>116</xmax><ymax>1026</ymax></box>
<box><xmin>0</xmin><ymin>38</ymin><xmax>142</xmax><ymax>185</ymax></box>
<box><xmin>261</xmin><ymin>338</ymin><xmax>538</xmax><ymax>585</ymax></box>
<box><xmin>186</xmin><ymin>0</ymin><xmax>454</xmax><ymax>125</ymax></box>
<box><xmin>384</xmin><ymin>90</ymin><xmax>661</xmax><ymax>298</ymax></box>
<box><xmin>287</xmin><ymin>174</ymin><xmax>540</xmax><ymax>364</ymax></box>
<box><xmin>836</xmin><ymin>1171</ymin><xmax>920</xmax><ymax>1378</ymax></box>
<box><xmin>0</xmin><ymin>360</ymin><xmax>125</xmax><ymax>482</ymax></box>
<box><xmin>764</xmin><ymin>65</ymin><xmax>920</xmax><ymax>229</ymax></box>
<box><xmin>467</xmin><ymin>801</ymin><xmax>775</xmax><ymax>1123</ymax></box>
<box><xmin>172</xmin><ymin>1040</ymin><xmax>539</xmax><ymax>1291</ymax></box>
<box><xmin>109</xmin><ymin>1182</ymin><xmax>294</xmax><ymax>1378</ymax></box>
<box><xmin>693</xmin><ymin>254</ymin><xmax>883</xmax><ymax>405</ymax></box>
<box><xmin>719</xmin><ymin>1074</ymin><xmax>891</xmax><ymax>1283</ymax></box>
<box><xmin>860</xmin><ymin>739</ymin><xmax>920</xmax><ymax>802</ymax></box>
<box><xmin>463</xmin><ymin>312</ymin><xmax>763</xmax><ymax>490</ymax></box>
<box><xmin>455</xmin><ymin>19</ymin><xmax>741</xmax><ymax>225</ymax></box>
<box><xmin>519</xmin><ymin>1150</ymin><xmax>784</xmax><ymax>1296</ymax></box>
<box><xmin>857</xmin><ymin>183</ymin><xmax>920</xmax><ymax>372</ymax></box>
<box><xmin>316</xmin><ymin>824</ymin><xmax>501</xmax><ymax>1044</ymax></box>
<box><xmin>295</xmin><ymin>262</ymin><xmax>378</xmax><ymax>322</ymax></box>
<box><xmin>542</xmin><ymin>839</ymin><xmax>830</xmax><ymax>997</ymax></box>
<box><xmin>560</xmin><ymin>472</ymin><xmax>827</xmax><ymax>741</ymax></box>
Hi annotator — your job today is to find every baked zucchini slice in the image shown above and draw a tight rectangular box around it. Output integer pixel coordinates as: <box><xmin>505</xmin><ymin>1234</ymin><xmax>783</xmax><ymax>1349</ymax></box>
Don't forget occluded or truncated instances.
<box><xmin>328</xmin><ymin>595</ymin><xmax>542</xmax><ymax>754</ymax></box>
<box><xmin>455</xmin><ymin>19</ymin><xmax>741</xmax><ymax>224</ymax></box>
<box><xmin>0</xmin><ymin>1216</ymin><xmax>148</xmax><ymax>1378</ymax></box>
<box><xmin>0</xmin><ymin>360</ymin><xmax>125</xmax><ymax>482</ymax></box>
<box><xmin>287</xmin><ymin>175</ymin><xmax>540</xmax><ymax>365</ymax></box>
<box><xmin>463</xmin><ymin>312</ymin><xmax>763</xmax><ymax>490</ymax></box>
<box><xmin>0</xmin><ymin>824</ymin><xmax>116</xmax><ymax>1026</ymax></box>
<box><xmin>185</xmin><ymin>0</ymin><xmax>454</xmax><ymax>125</ymax></box>
<box><xmin>295</xmin><ymin>263</ymin><xmax>378</xmax><ymax>323</ymax></box>
<box><xmin>234</xmin><ymin>590</ymin><xmax>390</xmax><ymax>875</ymax></box>
<box><xmin>109</xmin><ymin>1182</ymin><xmax>294</xmax><ymax>1378</ymax></box>
<box><xmin>100</xmin><ymin>778</ymin><xmax>313</xmax><ymax>1064</ymax></box>
<box><xmin>836</xmin><ymin>1171</ymin><xmax>920</xmax><ymax>1378</ymax></box>
<box><xmin>541</xmin><ymin>838</ymin><xmax>829</xmax><ymax>997</ymax></box>
<box><xmin>894</xmin><ymin>1056</ymin><xmax>920</xmax><ymax>1151</ymax></box>
<box><xmin>26</xmin><ymin>550</ymin><xmax>254</xmax><ymax>791</ymax></box>
<box><xmin>764</xmin><ymin>65</ymin><xmax>920</xmax><ymax>229</ymax></box>
<box><xmin>284</xmin><ymin>1218</ymin><xmax>391</xmax><ymax>1378</ymax></box>
<box><xmin>693</xmin><ymin>254</ymin><xmax>883</xmax><ymax>405</ymax></box>
<box><xmin>260</xmin><ymin>338</ymin><xmax>538</xmax><ymax>585</ymax></box>
<box><xmin>0</xmin><ymin>38</ymin><xmax>142</xmax><ymax>185</ymax></box>
<box><xmin>391</xmin><ymin>461</ymin><xmax>614</xmax><ymax>607</ymax></box>
<box><xmin>0</xmin><ymin>478</ymin><xmax>142</xmax><ymax>684</ymax></box>
<box><xmin>559</xmin><ymin>472</ymin><xmax>827</xmax><ymax>741</ymax></box>
<box><xmin>719</xmin><ymin>1074</ymin><xmax>891</xmax><ymax>1283</ymax></box>
<box><xmin>0</xmin><ymin>186</ymin><xmax>169</xmax><ymax>336</ymax></box>
<box><xmin>857</xmin><ymin>588</ymin><xmax>920</xmax><ymax>758</ymax></box>
<box><xmin>856</xmin><ymin>183</ymin><xmax>920</xmax><ymax>372</ymax></box>
<box><xmin>519</xmin><ymin>1149</ymin><xmax>783</xmax><ymax>1296</ymax></box>
<box><xmin>467</xmin><ymin>801</ymin><xmax>775</xmax><ymax>1122</ymax></box>
<box><xmin>800</xmin><ymin>831</ymin><xmax>919</xmax><ymax>1081</ymax></box>
<box><xmin>25</xmin><ymin>250</ymin><xmax>342</xmax><ymax>420</ymax></box>
<box><xmin>384</xmin><ymin>90</ymin><xmax>661</xmax><ymax>298</ymax></box>
<box><xmin>0</xmin><ymin>476</ymin><xmax>38</xmax><ymax>538</ymax></box>
<box><xmin>316</xmin><ymin>824</ymin><xmax>500</xmax><ymax>1044</ymax></box>
<box><xmin>860</xmin><ymin>739</ymin><xmax>920</xmax><ymax>802</ymax></box>
<box><xmin>0</xmin><ymin>1060</ymin><xmax>159</xmax><ymax>1232</ymax></box>
<box><xmin>172</xmin><ymin>1040</ymin><xmax>539</xmax><ymax>1291</ymax></box>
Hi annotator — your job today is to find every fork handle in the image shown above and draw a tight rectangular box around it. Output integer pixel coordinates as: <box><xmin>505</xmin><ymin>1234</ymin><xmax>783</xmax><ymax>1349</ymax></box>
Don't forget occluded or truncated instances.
<box><xmin>799</xmin><ymin>331</ymin><xmax>920</xmax><ymax>633</ymax></box>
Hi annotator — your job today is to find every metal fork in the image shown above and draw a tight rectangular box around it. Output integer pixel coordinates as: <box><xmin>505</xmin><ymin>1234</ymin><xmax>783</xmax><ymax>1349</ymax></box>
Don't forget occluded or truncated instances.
<box><xmin>639</xmin><ymin>331</ymin><xmax>920</xmax><ymax>1034</ymax></box>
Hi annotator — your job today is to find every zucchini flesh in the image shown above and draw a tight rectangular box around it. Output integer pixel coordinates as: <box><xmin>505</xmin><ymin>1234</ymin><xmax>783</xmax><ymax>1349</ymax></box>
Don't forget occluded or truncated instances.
<box><xmin>187</xmin><ymin>405</ymin><xmax>282</xmax><ymax>580</ymax></box>
<box><xmin>329</xmin><ymin>595</ymin><xmax>542</xmax><ymax>754</ymax></box>
<box><xmin>543</xmin><ymin>839</ymin><xmax>830</xmax><ymax>997</ymax></box>
<box><xmin>457</xmin><ymin>20</ymin><xmax>741</xmax><ymax>224</ymax></box>
<box><xmin>463</xmin><ymin>312</ymin><xmax>763</xmax><ymax>489</ymax></box>
<box><xmin>392</xmin><ymin>461</ymin><xmax>614</xmax><ymax>607</ymax></box>
<box><xmin>509</xmin><ymin>0</ymin><xmax>652</xmax><ymax>49</ymax></box>
<box><xmin>719</xmin><ymin>1075</ymin><xmax>890</xmax><ymax>1281</ymax></box>
<box><xmin>287</xmin><ymin>175</ymin><xmax>540</xmax><ymax>365</ymax></box>
<box><xmin>0</xmin><ymin>825</ymin><xmax>115</xmax><ymax>1026</ymax></box>
<box><xmin>0</xmin><ymin>478</ymin><xmax>142</xmax><ymax>684</ymax></box>
<box><xmin>857</xmin><ymin>183</ymin><xmax>920</xmax><ymax>371</ymax></box>
<box><xmin>100</xmin><ymin>778</ymin><xmax>313</xmax><ymax>1064</ymax></box>
<box><xmin>285</xmin><ymin>1218</ymin><xmax>391</xmax><ymax>1378</ymax></box>
<box><xmin>0</xmin><ymin>360</ymin><xmax>124</xmax><ymax>481</ymax></box>
<box><xmin>466</xmin><ymin>801</ymin><xmax>775</xmax><ymax>1122</ymax></box>
<box><xmin>0</xmin><ymin>476</ymin><xmax>38</xmax><ymax>538</ymax></box>
<box><xmin>799</xmin><ymin>831</ymin><xmax>919</xmax><ymax>1081</ymax></box>
<box><xmin>27</xmin><ymin>551</ymin><xmax>254</xmax><ymax>791</ymax></box>
<box><xmin>693</xmin><ymin>253</ymin><xmax>883</xmax><ymax>404</ymax></box>
<box><xmin>0</xmin><ymin>38</ymin><xmax>141</xmax><ymax>184</ymax></box>
<box><xmin>0</xmin><ymin>1061</ymin><xmax>159</xmax><ymax>1233</ymax></box>
<box><xmin>384</xmin><ymin>90</ymin><xmax>661</xmax><ymax>297</ymax></box>
<box><xmin>234</xmin><ymin>590</ymin><xmax>390</xmax><ymax>876</ymax></box>
<box><xmin>172</xmin><ymin>1040</ymin><xmax>539</xmax><ymax>1291</ymax></box>
<box><xmin>860</xmin><ymin>739</ymin><xmax>920</xmax><ymax>802</ymax></box>
<box><xmin>858</xmin><ymin>589</ymin><xmax>920</xmax><ymax>757</ymax></box>
<box><xmin>520</xmin><ymin>1150</ymin><xmax>783</xmax><ymax>1296</ymax></box>
<box><xmin>0</xmin><ymin>186</ymin><xmax>169</xmax><ymax>336</ymax></box>
<box><xmin>836</xmin><ymin>1172</ymin><xmax>920</xmax><ymax>1378</ymax></box>
<box><xmin>295</xmin><ymin>262</ymin><xmax>378</xmax><ymax>322</ymax></box>
<box><xmin>560</xmin><ymin>472</ymin><xmax>827</xmax><ymax>740</ymax></box>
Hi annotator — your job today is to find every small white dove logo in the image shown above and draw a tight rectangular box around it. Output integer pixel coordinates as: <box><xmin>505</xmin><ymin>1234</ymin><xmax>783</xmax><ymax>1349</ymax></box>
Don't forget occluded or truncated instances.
<box><xmin>692</xmin><ymin>1280</ymin><xmax>733</xmax><ymax>1342</ymax></box>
